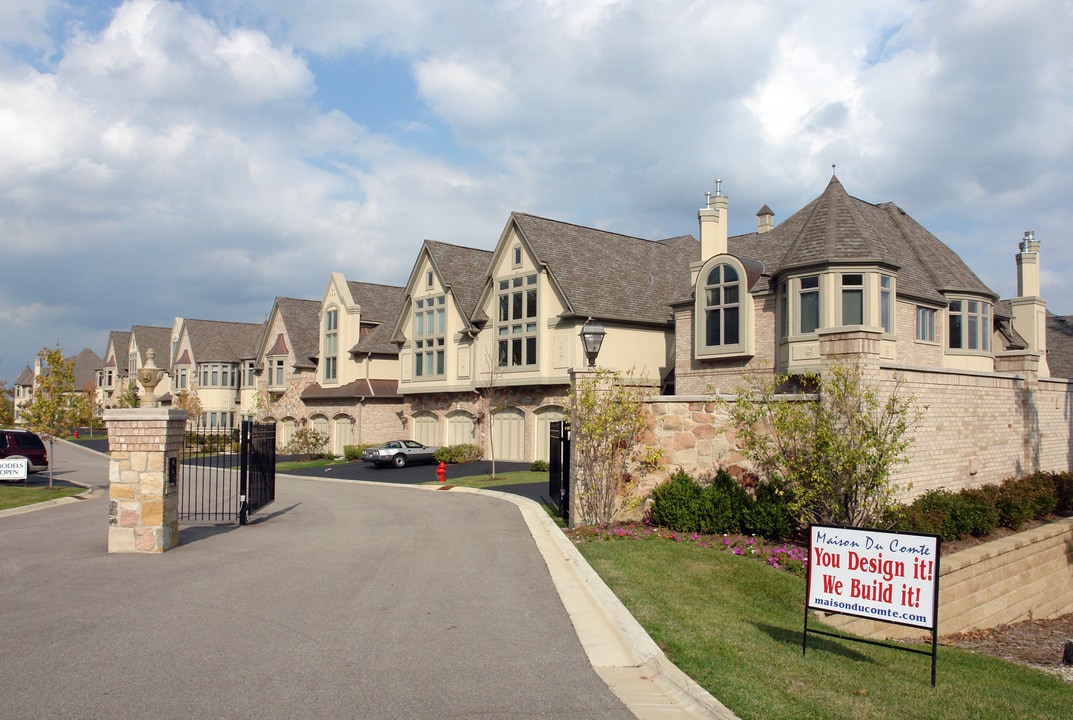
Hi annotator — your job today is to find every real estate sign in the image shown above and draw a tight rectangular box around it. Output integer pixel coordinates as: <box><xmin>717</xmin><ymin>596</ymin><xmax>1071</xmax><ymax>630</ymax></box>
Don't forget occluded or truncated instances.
<box><xmin>807</xmin><ymin>525</ymin><xmax>940</xmax><ymax>630</ymax></box>
<box><xmin>0</xmin><ymin>458</ymin><xmax>29</xmax><ymax>481</ymax></box>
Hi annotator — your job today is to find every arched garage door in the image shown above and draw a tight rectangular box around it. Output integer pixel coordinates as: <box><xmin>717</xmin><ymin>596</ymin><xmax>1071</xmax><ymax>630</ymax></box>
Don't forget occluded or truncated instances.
<box><xmin>412</xmin><ymin>412</ymin><xmax>440</xmax><ymax>447</ymax></box>
<box><xmin>332</xmin><ymin>415</ymin><xmax>352</xmax><ymax>456</ymax></box>
<box><xmin>447</xmin><ymin>411</ymin><xmax>476</xmax><ymax>447</ymax></box>
<box><xmin>491</xmin><ymin>407</ymin><xmax>525</xmax><ymax>462</ymax></box>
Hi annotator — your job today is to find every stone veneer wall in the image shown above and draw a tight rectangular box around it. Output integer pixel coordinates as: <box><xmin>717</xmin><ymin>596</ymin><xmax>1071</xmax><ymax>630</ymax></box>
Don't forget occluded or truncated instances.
<box><xmin>820</xmin><ymin>517</ymin><xmax>1073</xmax><ymax>639</ymax></box>
<box><xmin>104</xmin><ymin>408</ymin><xmax>186</xmax><ymax>553</ymax></box>
<box><xmin>631</xmin><ymin>362</ymin><xmax>1073</xmax><ymax>505</ymax></box>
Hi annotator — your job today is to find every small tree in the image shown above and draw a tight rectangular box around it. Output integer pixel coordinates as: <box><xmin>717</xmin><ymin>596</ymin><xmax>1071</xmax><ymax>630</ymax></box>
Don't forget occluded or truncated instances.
<box><xmin>22</xmin><ymin>346</ymin><xmax>79</xmax><ymax>489</ymax></box>
<box><xmin>569</xmin><ymin>368</ymin><xmax>650</xmax><ymax>526</ymax></box>
<box><xmin>285</xmin><ymin>426</ymin><xmax>329</xmax><ymax>459</ymax></box>
<box><xmin>116</xmin><ymin>380</ymin><xmax>140</xmax><ymax>408</ymax></box>
<box><xmin>73</xmin><ymin>380</ymin><xmax>100</xmax><ymax>435</ymax></box>
<box><xmin>476</xmin><ymin>350</ymin><xmax>506</xmax><ymax>479</ymax></box>
<box><xmin>0</xmin><ymin>381</ymin><xmax>13</xmax><ymax>427</ymax></box>
<box><xmin>719</xmin><ymin>362</ymin><xmax>921</xmax><ymax>528</ymax></box>
<box><xmin>173</xmin><ymin>386</ymin><xmax>204</xmax><ymax>430</ymax></box>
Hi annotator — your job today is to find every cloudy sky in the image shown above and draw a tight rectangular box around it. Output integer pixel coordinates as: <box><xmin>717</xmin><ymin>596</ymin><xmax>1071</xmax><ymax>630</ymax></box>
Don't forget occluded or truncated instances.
<box><xmin>1</xmin><ymin>0</ymin><xmax>1071</xmax><ymax>384</ymax></box>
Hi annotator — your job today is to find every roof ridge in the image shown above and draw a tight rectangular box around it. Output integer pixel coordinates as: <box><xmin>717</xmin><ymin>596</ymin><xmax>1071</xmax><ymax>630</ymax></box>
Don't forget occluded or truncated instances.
<box><xmin>512</xmin><ymin>211</ymin><xmax>667</xmax><ymax>246</ymax></box>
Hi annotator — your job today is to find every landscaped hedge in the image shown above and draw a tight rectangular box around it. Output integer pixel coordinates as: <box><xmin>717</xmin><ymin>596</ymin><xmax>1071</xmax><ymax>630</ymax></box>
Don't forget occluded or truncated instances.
<box><xmin>891</xmin><ymin>471</ymin><xmax>1070</xmax><ymax>541</ymax></box>
<box><xmin>649</xmin><ymin>469</ymin><xmax>794</xmax><ymax>539</ymax></box>
<box><xmin>343</xmin><ymin>444</ymin><xmax>378</xmax><ymax>461</ymax></box>
<box><xmin>434</xmin><ymin>444</ymin><xmax>482</xmax><ymax>464</ymax></box>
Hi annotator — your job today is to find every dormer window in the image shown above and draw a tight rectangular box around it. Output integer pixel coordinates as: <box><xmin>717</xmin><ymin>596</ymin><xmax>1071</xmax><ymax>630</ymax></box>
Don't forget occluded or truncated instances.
<box><xmin>414</xmin><ymin>296</ymin><xmax>446</xmax><ymax>378</ymax></box>
<box><xmin>695</xmin><ymin>256</ymin><xmax>754</xmax><ymax>358</ymax></box>
<box><xmin>704</xmin><ymin>264</ymin><xmax>740</xmax><ymax>346</ymax></box>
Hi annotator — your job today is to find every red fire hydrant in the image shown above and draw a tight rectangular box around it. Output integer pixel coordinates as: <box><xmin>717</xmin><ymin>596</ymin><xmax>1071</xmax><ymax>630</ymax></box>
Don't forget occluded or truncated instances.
<box><xmin>436</xmin><ymin>461</ymin><xmax>447</xmax><ymax>483</ymax></box>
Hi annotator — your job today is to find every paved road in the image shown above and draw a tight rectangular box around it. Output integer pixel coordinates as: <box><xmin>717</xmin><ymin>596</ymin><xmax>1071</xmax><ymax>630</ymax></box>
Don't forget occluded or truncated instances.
<box><xmin>0</xmin><ymin>444</ymin><xmax>634</xmax><ymax>719</ymax></box>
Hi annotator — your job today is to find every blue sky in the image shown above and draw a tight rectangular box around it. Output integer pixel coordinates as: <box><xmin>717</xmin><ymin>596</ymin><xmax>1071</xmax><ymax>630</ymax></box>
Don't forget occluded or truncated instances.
<box><xmin>1</xmin><ymin>0</ymin><xmax>1071</xmax><ymax>384</ymax></box>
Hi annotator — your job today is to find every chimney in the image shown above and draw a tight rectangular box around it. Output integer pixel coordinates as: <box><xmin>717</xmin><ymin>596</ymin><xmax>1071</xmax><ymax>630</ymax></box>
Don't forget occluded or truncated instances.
<box><xmin>1016</xmin><ymin>230</ymin><xmax>1040</xmax><ymax>297</ymax></box>
<box><xmin>757</xmin><ymin>204</ymin><xmax>774</xmax><ymax>234</ymax></box>
<box><xmin>699</xmin><ymin>180</ymin><xmax>728</xmax><ymax>260</ymax></box>
<box><xmin>1010</xmin><ymin>230</ymin><xmax>1049</xmax><ymax>376</ymax></box>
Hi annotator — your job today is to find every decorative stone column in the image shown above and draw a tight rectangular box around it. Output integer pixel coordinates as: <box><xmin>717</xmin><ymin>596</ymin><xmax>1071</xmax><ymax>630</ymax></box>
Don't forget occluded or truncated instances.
<box><xmin>104</xmin><ymin>408</ymin><xmax>187</xmax><ymax>553</ymax></box>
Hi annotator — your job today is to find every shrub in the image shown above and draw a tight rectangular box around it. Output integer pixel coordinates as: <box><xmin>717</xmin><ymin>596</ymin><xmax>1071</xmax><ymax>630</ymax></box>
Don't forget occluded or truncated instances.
<box><xmin>695</xmin><ymin>470</ymin><xmax>750</xmax><ymax>535</ymax></box>
<box><xmin>1015</xmin><ymin>473</ymin><xmax>1058</xmax><ymax>518</ymax></box>
<box><xmin>745</xmin><ymin>480</ymin><xmax>796</xmax><ymax>539</ymax></box>
<box><xmin>650</xmin><ymin>469</ymin><xmax>703</xmax><ymax>531</ymax></box>
<box><xmin>530</xmin><ymin>459</ymin><xmax>550</xmax><ymax>472</ymax></box>
<box><xmin>344</xmin><ymin>445</ymin><xmax>362</xmax><ymax>461</ymax></box>
<box><xmin>910</xmin><ymin>490</ymin><xmax>967</xmax><ymax>541</ymax></box>
<box><xmin>994</xmin><ymin>479</ymin><xmax>1035</xmax><ymax>531</ymax></box>
<box><xmin>1053</xmin><ymin>472</ymin><xmax>1073</xmax><ymax>514</ymax></box>
<box><xmin>956</xmin><ymin>488</ymin><xmax>1000</xmax><ymax>537</ymax></box>
<box><xmin>434</xmin><ymin>444</ymin><xmax>482</xmax><ymax>464</ymax></box>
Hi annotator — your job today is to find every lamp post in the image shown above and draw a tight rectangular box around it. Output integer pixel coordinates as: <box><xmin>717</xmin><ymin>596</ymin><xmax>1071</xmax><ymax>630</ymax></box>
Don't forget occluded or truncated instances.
<box><xmin>580</xmin><ymin>318</ymin><xmax>606</xmax><ymax>368</ymax></box>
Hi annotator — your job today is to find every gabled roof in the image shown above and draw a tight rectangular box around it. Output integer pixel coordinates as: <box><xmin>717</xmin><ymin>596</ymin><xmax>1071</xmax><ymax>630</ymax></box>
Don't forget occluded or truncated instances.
<box><xmin>425</xmin><ymin>240</ymin><xmax>494</xmax><ymax>321</ymax></box>
<box><xmin>730</xmin><ymin>177</ymin><xmax>996</xmax><ymax>304</ymax></box>
<box><xmin>181</xmin><ymin>319</ymin><xmax>266</xmax><ymax>363</ymax></box>
<box><xmin>510</xmin><ymin>213</ymin><xmax>699</xmax><ymax>326</ymax></box>
<box><xmin>130</xmin><ymin>326</ymin><xmax>172</xmax><ymax>367</ymax></box>
<box><xmin>346</xmin><ymin>282</ymin><xmax>406</xmax><ymax>356</ymax></box>
<box><xmin>275</xmin><ymin>297</ymin><xmax>321</xmax><ymax>368</ymax></box>
<box><xmin>103</xmin><ymin>331</ymin><xmax>130</xmax><ymax>373</ymax></box>
<box><xmin>69</xmin><ymin>348</ymin><xmax>102</xmax><ymax>390</ymax></box>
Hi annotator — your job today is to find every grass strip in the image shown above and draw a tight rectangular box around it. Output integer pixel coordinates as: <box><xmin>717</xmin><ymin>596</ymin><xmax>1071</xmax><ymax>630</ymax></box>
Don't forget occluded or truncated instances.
<box><xmin>0</xmin><ymin>484</ymin><xmax>85</xmax><ymax>511</ymax></box>
<box><xmin>578</xmin><ymin>534</ymin><xmax>1072</xmax><ymax>720</ymax></box>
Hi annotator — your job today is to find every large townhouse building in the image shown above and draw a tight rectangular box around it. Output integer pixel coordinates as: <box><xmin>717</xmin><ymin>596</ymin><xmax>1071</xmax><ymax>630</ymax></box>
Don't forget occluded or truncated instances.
<box><xmin>171</xmin><ymin>318</ymin><xmax>266</xmax><ymax>429</ymax></box>
<box><xmin>13</xmin><ymin>348</ymin><xmax>102</xmax><ymax>424</ymax></box>
<box><xmin>392</xmin><ymin>217</ymin><xmax>697</xmax><ymax>463</ymax></box>
<box><xmin>96</xmin><ymin>330</ymin><xmax>131</xmax><ymax>409</ymax></box>
<box><xmin>255</xmin><ymin>274</ymin><xmax>406</xmax><ymax>454</ymax></box>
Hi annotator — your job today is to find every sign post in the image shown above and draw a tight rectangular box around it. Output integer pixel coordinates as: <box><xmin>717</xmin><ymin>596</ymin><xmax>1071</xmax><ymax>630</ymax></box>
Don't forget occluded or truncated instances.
<box><xmin>804</xmin><ymin>524</ymin><xmax>942</xmax><ymax>686</ymax></box>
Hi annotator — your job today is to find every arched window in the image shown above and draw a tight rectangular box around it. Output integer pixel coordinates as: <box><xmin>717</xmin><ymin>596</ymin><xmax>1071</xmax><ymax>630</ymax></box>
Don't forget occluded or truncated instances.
<box><xmin>704</xmin><ymin>264</ymin><xmax>739</xmax><ymax>346</ymax></box>
<box><xmin>695</xmin><ymin>256</ymin><xmax>753</xmax><ymax>359</ymax></box>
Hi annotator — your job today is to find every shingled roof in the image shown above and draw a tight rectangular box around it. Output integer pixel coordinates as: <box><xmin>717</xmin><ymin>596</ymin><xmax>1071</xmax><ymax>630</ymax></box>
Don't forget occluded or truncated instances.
<box><xmin>182</xmin><ymin>319</ymin><xmax>266</xmax><ymax>363</ymax></box>
<box><xmin>426</xmin><ymin>240</ymin><xmax>494</xmax><ymax>322</ymax></box>
<box><xmin>69</xmin><ymin>348</ymin><xmax>102</xmax><ymax>390</ymax></box>
<box><xmin>1047</xmin><ymin>313</ymin><xmax>1073</xmax><ymax>379</ymax></box>
<box><xmin>130</xmin><ymin>325</ymin><xmax>172</xmax><ymax>368</ymax></box>
<box><xmin>347</xmin><ymin>282</ymin><xmax>406</xmax><ymax>356</ymax></box>
<box><xmin>731</xmin><ymin>177</ymin><xmax>996</xmax><ymax>304</ymax></box>
<box><xmin>511</xmin><ymin>213</ymin><xmax>699</xmax><ymax>326</ymax></box>
<box><xmin>102</xmin><ymin>330</ymin><xmax>130</xmax><ymax>374</ymax></box>
<box><xmin>274</xmin><ymin>297</ymin><xmax>322</xmax><ymax>369</ymax></box>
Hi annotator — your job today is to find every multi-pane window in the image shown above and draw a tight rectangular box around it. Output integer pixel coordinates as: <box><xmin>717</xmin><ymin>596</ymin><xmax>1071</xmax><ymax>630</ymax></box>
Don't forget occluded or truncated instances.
<box><xmin>270</xmin><ymin>358</ymin><xmax>285</xmax><ymax>387</ymax></box>
<box><xmin>799</xmin><ymin>276</ymin><xmax>820</xmax><ymax>334</ymax></box>
<box><xmin>244</xmin><ymin>361</ymin><xmax>255</xmax><ymax>387</ymax></box>
<box><xmin>174</xmin><ymin>368</ymin><xmax>187</xmax><ymax>390</ymax></box>
<box><xmin>916</xmin><ymin>307</ymin><xmax>936</xmax><ymax>342</ymax></box>
<box><xmin>198</xmin><ymin>364</ymin><xmax>236</xmax><ymax>387</ymax></box>
<box><xmin>948</xmin><ymin>299</ymin><xmax>991</xmax><ymax>351</ymax></box>
<box><xmin>414</xmin><ymin>296</ymin><xmax>446</xmax><ymax>377</ymax></box>
<box><xmin>704</xmin><ymin>264</ymin><xmax>740</xmax><ymax>346</ymax></box>
<box><xmin>497</xmin><ymin>274</ymin><xmax>538</xmax><ymax>368</ymax></box>
<box><xmin>880</xmin><ymin>275</ymin><xmax>893</xmax><ymax>333</ymax></box>
<box><xmin>324</xmin><ymin>309</ymin><xmax>338</xmax><ymax>382</ymax></box>
<box><xmin>841</xmin><ymin>274</ymin><xmax>863</xmax><ymax>325</ymax></box>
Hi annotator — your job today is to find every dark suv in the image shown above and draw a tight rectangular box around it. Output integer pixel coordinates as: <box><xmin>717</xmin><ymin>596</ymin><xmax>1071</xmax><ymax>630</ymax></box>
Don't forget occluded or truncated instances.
<box><xmin>0</xmin><ymin>429</ymin><xmax>49</xmax><ymax>474</ymax></box>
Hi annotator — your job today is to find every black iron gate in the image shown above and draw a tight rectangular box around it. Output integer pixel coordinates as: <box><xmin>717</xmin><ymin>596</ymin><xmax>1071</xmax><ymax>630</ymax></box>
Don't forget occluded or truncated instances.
<box><xmin>548</xmin><ymin>420</ymin><xmax>570</xmax><ymax>525</ymax></box>
<box><xmin>179</xmin><ymin>420</ymin><xmax>276</xmax><ymax>525</ymax></box>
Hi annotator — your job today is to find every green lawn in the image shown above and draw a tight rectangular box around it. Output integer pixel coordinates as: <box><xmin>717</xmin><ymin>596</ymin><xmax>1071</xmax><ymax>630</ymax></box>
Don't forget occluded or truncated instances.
<box><xmin>578</xmin><ymin>534</ymin><xmax>1072</xmax><ymax>720</ymax></box>
<box><xmin>426</xmin><ymin>470</ymin><xmax>548</xmax><ymax>488</ymax></box>
<box><xmin>275</xmin><ymin>457</ymin><xmax>350</xmax><ymax>470</ymax></box>
<box><xmin>0</xmin><ymin>483</ymin><xmax>85</xmax><ymax>511</ymax></box>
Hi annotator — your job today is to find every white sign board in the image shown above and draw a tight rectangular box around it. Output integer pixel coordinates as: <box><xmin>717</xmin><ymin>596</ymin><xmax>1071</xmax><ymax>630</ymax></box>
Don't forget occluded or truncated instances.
<box><xmin>0</xmin><ymin>458</ymin><xmax>29</xmax><ymax>481</ymax></box>
<box><xmin>807</xmin><ymin>525</ymin><xmax>940</xmax><ymax>630</ymax></box>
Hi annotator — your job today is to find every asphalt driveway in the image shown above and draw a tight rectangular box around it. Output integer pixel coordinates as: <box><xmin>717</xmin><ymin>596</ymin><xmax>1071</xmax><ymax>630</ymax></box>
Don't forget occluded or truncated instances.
<box><xmin>0</xmin><ymin>443</ymin><xmax>634</xmax><ymax>719</ymax></box>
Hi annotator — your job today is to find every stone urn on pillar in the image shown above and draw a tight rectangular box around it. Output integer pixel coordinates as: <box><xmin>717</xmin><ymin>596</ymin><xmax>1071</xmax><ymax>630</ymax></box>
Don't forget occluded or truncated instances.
<box><xmin>136</xmin><ymin>349</ymin><xmax>166</xmax><ymax>408</ymax></box>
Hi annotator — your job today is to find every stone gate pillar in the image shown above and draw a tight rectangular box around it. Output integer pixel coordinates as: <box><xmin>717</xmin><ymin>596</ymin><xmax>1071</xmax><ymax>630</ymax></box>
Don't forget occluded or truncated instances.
<box><xmin>104</xmin><ymin>408</ymin><xmax>187</xmax><ymax>553</ymax></box>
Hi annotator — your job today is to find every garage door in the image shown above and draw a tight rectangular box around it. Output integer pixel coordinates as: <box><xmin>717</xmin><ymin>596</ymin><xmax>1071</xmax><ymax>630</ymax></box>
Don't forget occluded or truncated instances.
<box><xmin>412</xmin><ymin>412</ymin><xmax>439</xmax><ymax>447</ymax></box>
<box><xmin>447</xmin><ymin>411</ymin><xmax>476</xmax><ymax>446</ymax></box>
<box><xmin>332</xmin><ymin>415</ymin><xmax>352</xmax><ymax>456</ymax></box>
<box><xmin>491</xmin><ymin>407</ymin><xmax>525</xmax><ymax>462</ymax></box>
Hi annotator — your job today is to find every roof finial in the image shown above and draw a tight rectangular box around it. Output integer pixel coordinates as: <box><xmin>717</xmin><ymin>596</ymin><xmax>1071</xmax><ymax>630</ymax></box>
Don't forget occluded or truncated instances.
<box><xmin>831</xmin><ymin>164</ymin><xmax>836</xmax><ymax>177</ymax></box>
<box><xmin>715</xmin><ymin>178</ymin><xmax>723</xmax><ymax>197</ymax></box>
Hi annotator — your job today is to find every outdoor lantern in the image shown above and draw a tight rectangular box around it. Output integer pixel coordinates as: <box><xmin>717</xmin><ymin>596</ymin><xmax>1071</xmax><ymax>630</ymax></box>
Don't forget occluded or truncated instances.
<box><xmin>580</xmin><ymin>318</ymin><xmax>606</xmax><ymax>368</ymax></box>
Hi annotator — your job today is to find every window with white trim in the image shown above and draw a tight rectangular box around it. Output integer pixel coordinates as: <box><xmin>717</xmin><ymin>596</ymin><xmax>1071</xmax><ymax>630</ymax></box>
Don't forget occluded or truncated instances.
<box><xmin>916</xmin><ymin>307</ymin><xmax>936</xmax><ymax>342</ymax></box>
<box><xmin>268</xmin><ymin>358</ymin><xmax>285</xmax><ymax>388</ymax></box>
<box><xmin>880</xmin><ymin>275</ymin><xmax>893</xmax><ymax>333</ymax></box>
<box><xmin>841</xmin><ymin>274</ymin><xmax>863</xmax><ymax>325</ymax></box>
<box><xmin>497</xmin><ymin>274</ymin><xmax>538</xmax><ymax>368</ymax></box>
